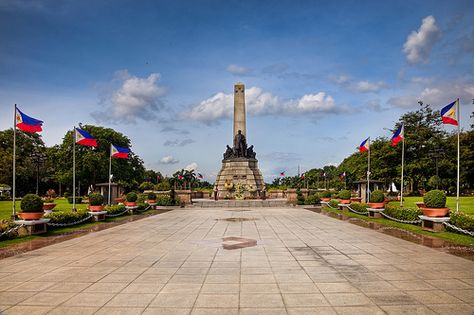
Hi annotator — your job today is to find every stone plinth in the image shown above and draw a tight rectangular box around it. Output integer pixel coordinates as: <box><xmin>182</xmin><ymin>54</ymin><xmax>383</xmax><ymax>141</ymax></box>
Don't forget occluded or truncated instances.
<box><xmin>126</xmin><ymin>206</ymin><xmax>138</xmax><ymax>214</ymax></box>
<box><xmin>14</xmin><ymin>219</ymin><xmax>50</xmax><ymax>235</ymax></box>
<box><xmin>88</xmin><ymin>211</ymin><xmax>107</xmax><ymax>222</ymax></box>
<box><xmin>419</xmin><ymin>215</ymin><xmax>450</xmax><ymax>232</ymax></box>
<box><xmin>367</xmin><ymin>208</ymin><xmax>384</xmax><ymax>218</ymax></box>
<box><xmin>175</xmin><ymin>190</ymin><xmax>192</xmax><ymax>204</ymax></box>
<box><xmin>286</xmin><ymin>189</ymin><xmax>309</xmax><ymax>203</ymax></box>
<box><xmin>216</xmin><ymin>158</ymin><xmax>264</xmax><ymax>199</ymax></box>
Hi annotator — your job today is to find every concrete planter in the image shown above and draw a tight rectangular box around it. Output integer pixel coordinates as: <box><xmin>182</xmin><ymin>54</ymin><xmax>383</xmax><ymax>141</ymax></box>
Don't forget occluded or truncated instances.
<box><xmin>421</xmin><ymin>207</ymin><xmax>450</xmax><ymax>217</ymax></box>
<box><xmin>368</xmin><ymin>202</ymin><xmax>384</xmax><ymax>209</ymax></box>
<box><xmin>43</xmin><ymin>203</ymin><xmax>56</xmax><ymax>211</ymax></box>
<box><xmin>18</xmin><ymin>212</ymin><xmax>44</xmax><ymax>220</ymax></box>
<box><xmin>89</xmin><ymin>205</ymin><xmax>105</xmax><ymax>212</ymax></box>
<box><xmin>125</xmin><ymin>202</ymin><xmax>137</xmax><ymax>207</ymax></box>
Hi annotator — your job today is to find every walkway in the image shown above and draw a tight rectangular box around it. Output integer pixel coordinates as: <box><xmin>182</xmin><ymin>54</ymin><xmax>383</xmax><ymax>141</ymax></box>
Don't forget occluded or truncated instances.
<box><xmin>0</xmin><ymin>208</ymin><xmax>473</xmax><ymax>314</ymax></box>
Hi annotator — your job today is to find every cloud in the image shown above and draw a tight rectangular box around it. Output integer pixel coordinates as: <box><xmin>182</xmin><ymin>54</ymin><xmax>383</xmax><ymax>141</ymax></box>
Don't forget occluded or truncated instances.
<box><xmin>330</xmin><ymin>75</ymin><xmax>386</xmax><ymax>93</ymax></box>
<box><xmin>366</xmin><ymin>99</ymin><xmax>384</xmax><ymax>112</ymax></box>
<box><xmin>159</xmin><ymin>155</ymin><xmax>179</xmax><ymax>164</ymax></box>
<box><xmin>330</xmin><ymin>75</ymin><xmax>351</xmax><ymax>84</ymax></box>
<box><xmin>226</xmin><ymin>64</ymin><xmax>251</xmax><ymax>75</ymax></box>
<box><xmin>164</xmin><ymin>139</ymin><xmax>195</xmax><ymax>147</ymax></box>
<box><xmin>403</xmin><ymin>15</ymin><xmax>441</xmax><ymax>64</ymax></box>
<box><xmin>184</xmin><ymin>162</ymin><xmax>198</xmax><ymax>171</ymax></box>
<box><xmin>182</xmin><ymin>87</ymin><xmax>342</xmax><ymax>123</ymax></box>
<box><xmin>160</xmin><ymin>126</ymin><xmax>190</xmax><ymax>135</ymax></box>
<box><xmin>92</xmin><ymin>70</ymin><xmax>167</xmax><ymax>124</ymax></box>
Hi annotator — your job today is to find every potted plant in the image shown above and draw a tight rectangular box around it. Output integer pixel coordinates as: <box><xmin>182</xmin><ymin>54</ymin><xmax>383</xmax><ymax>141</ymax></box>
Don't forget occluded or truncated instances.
<box><xmin>338</xmin><ymin>190</ymin><xmax>351</xmax><ymax>204</ymax></box>
<box><xmin>421</xmin><ymin>190</ymin><xmax>449</xmax><ymax>217</ymax></box>
<box><xmin>43</xmin><ymin>197</ymin><xmax>56</xmax><ymax>213</ymax></box>
<box><xmin>125</xmin><ymin>192</ymin><xmax>138</xmax><ymax>207</ymax></box>
<box><xmin>88</xmin><ymin>193</ymin><xmax>105</xmax><ymax>212</ymax></box>
<box><xmin>320</xmin><ymin>190</ymin><xmax>332</xmax><ymax>202</ymax></box>
<box><xmin>147</xmin><ymin>192</ymin><xmax>157</xmax><ymax>204</ymax></box>
<box><xmin>19</xmin><ymin>194</ymin><xmax>44</xmax><ymax>220</ymax></box>
<box><xmin>368</xmin><ymin>190</ymin><xmax>385</xmax><ymax>209</ymax></box>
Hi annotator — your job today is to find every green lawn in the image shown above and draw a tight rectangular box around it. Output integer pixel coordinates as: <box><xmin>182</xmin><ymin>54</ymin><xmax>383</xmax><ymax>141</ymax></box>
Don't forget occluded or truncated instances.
<box><xmin>388</xmin><ymin>196</ymin><xmax>474</xmax><ymax>215</ymax></box>
<box><xmin>0</xmin><ymin>198</ymin><xmax>88</xmax><ymax>220</ymax></box>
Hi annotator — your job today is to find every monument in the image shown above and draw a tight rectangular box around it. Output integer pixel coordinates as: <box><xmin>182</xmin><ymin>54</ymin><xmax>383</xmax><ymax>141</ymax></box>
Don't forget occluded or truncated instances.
<box><xmin>215</xmin><ymin>83</ymin><xmax>265</xmax><ymax>199</ymax></box>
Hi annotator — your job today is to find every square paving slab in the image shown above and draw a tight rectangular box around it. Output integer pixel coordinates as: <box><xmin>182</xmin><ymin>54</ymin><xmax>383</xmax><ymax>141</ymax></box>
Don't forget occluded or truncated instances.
<box><xmin>0</xmin><ymin>207</ymin><xmax>473</xmax><ymax>314</ymax></box>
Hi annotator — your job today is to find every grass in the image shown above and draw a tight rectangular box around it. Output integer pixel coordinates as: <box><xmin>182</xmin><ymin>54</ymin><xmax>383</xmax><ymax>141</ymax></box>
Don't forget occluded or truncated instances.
<box><xmin>319</xmin><ymin>205</ymin><xmax>474</xmax><ymax>246</ymax></box>
<box><xmin>0</xmin><ymin>198</ymin><xmax>88</xmax><ymax>220</ymax></box>
<box><xmin>388</xmin><ymin>196</ymin><xmax>474</xmax><ymax>215</ymax></box>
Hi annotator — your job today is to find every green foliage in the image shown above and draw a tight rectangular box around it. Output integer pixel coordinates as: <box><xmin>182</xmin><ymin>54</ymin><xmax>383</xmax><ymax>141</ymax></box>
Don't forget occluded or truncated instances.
<box><xmin>137</xmin><ymin>203</ymin><xmax>149</xmax><ymax>210</ymax></box>
<box><xmin>156</xmin><ymin>195</ymin><xmax>175</xmax><ymax>206</ymax></box>
<box><xmin>339</xmin><ymin>190</ymin><xmax>351</xmax><ymax>200</ymax></box>
<box><xmin>67</xmin><ymin>197</ymin><xmax>83</xmax><ymax>204</ymax></box>
<box><xmin>449</xmin><ymin>212</ymin><xmax>474</xmax><ymax>231</ymax></box>
<box><xmin>88</xmin><ymin>193</ymin><xmax>104</xmax><ymax>206</ymax></box>
<box><xmin>384</xmin><ymin>205</ymin><xmax>422</xmax><ymax>221</ymax></box>
<box><xmin>20</xmin><ymin>194</ymin><xmax>43</xmax><ymax>212</ymax></box>
<box><xmin>155</xmin><ymin>181</ymin><xmax>171</xmax><ymax>191</ymax></box>
<box><xmin>45</xmin><ymin>210</ymin><xmax>90</xmax><ymax>224</ymax></box>
<box><xmin>321</xmin><ymin>190</ymin><xmax>332</xmax><ymax>198</ymax></box>
<box><xmin>423</xmin><ymin>190</ymin><xmax>446</xmax><ymax>208</ymax></box>
<box><xmin>427</xmin><ymin>175</ymin><xmax>441</xmax><ymax>190</ymax></box>
<box><xmin>350</xmin><ymin>203</ymin><xmax>369</xmax><ymax>212</ymax></box>
<box><xmin>0</xmin><ymin>220</ymin><xmax>19</xmax><ymax>239</ymax></box>
<box><xmin>139</xmin><ymin>181</ymin><xmax>154</xmax><ymax>192</ymax></box>
<box><xmin>126</xmin><ymin>192</ymin><xmax>138</xmax><ymax>202</ymax></box>
<box><xmin>328</xmin><ymin>200</ymin><xmax>339</xmax><ymax>208</ymax></box>
<box><xmin>63</xmin><ymin>192</ymin><xmax>70</xmax><ymax>198</ymax></box>
<box><xmin>296</xmin><ymin>188</ymin><xmax>305</xmax><ymax>205</ymax></box>
<box><xmin>331</xmin><ymin>191</ymin><xmax>339</xmax><ymax>198</ymax></box>
<box><xmin>137</xmin><ymin>194</ymin><xmax>147</xmax><ymax>203</ymax></box>
<box><xmin>104</xmin><ymin>204</ymin><xmax>126</xmax><ymax>214</ymax></box>
<box><xmin>304</xmin><ymin>193</ymin><xmax>320</xmax><ymax>205</ymax></box>
<box><xmin>370</xmin><ymin>190</ymin><xmax>385</xmax><ymax>203</ymax></box>
<box><xmin>147</xmin><ymin>192</ymin><xmax>157</xmax><ymax>200</ymax></box>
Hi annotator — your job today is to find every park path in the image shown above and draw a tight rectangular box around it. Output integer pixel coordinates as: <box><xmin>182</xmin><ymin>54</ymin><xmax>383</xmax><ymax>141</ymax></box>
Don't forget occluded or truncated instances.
<box><xmin>0</xmin><ymin>207</ymin><xmax>473</xmax><ymax>314</ymax></box>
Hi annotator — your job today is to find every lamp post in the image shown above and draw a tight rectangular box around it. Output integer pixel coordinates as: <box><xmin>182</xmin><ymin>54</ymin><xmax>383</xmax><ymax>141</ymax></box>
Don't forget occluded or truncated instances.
<box><xmin>31</xmin><ymin>150</ymin><xmax>46</xmax><ymax>195</ymax></box>
<box><xmin>428</xmin><ymin>148</ymin><xmax>444</xmax><ymax>189</ymax></box>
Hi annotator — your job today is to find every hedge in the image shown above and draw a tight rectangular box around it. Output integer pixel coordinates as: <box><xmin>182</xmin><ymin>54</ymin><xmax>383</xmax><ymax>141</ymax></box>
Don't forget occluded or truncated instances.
<box><xmin>304</xmin><ymin>193</ymin><xmax>320</xmax><ymax>205</ymax></box>
<box><xmin>349</xmin><ymin>203</ymin><xmax>369</xmax><ymax>212</ymax></box>
<box><xmin>45</xmin><ymin>210</ymin><xmax>90</xmax><ymax>225</ymax></box>
<box><xmin>384</xmin><ymin>205</ymin><xmax>422</xmax><ymax>221</ymax></box>
<box><xmin>156</xmin><ymin>195</ymin><xmax>175</xmax><ymax>206</ymax></box>
<box><xmin>104</xmin><ymin>204</ymin><xmax>127</xmax><ymax>215</ymax></box>
<box><xmin>328</xmin><ymin>200</ymin><xmax>339</xmax><ymax>208</ymax></box>
<box><xmin>450</xmin><ymin>212</ymin><xmax>474</xmax><ymax>231</ymax></box>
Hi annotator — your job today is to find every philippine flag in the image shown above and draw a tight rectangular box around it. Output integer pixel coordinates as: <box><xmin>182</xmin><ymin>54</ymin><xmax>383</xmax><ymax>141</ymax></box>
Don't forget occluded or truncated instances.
<box><xmin>280</xmin><ymin>171</ymin><xmax>285</xmax><ymax>177</ymax></box>
<box><xmin>197</xmin><ymin>173</ymin><xmax>203</xmax><ymax>179</ymax></box>
<box><xmin>300</xmin><ymin>173</ymin><xmax>305</xmax><ymax>179</ymax></box>
<box><xmin>75</xmin><ymin>128</ymin><xmax>98</xmax><ymax>147</ymax></box>
<box><xmin>15</xmin><ymin>107</ymin><xmax>43</xmax><ymax>133</ymax></box>
<box><xmin>359</xmin><ymin>138</ymin><xmax>370</xmax><ymax>152</ymax></box>
<box><xmin>111</xmin><ymin>144</ymin><xmax>129</xmax><ymax>159</ymax></box>
<box><xmin>441</xmin><ymin>100</ymin><xmax>458</xmax><ymax>126</ymax></box>
<box><xmin>391</xmin><ymin>124</ymin><xmax>404</xmax><ymax>147</ymax></box>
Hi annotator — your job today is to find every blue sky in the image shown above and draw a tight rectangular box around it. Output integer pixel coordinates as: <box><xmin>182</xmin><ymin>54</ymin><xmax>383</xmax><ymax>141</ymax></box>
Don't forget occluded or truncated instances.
<box><xmin>1</xmin><ymin>0</ymin><xmax>473</xmax><ymax>181</ymax></box>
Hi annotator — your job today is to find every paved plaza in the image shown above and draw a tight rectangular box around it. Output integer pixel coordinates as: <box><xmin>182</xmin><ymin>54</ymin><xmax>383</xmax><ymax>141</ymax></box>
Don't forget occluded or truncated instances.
<box><xmin>0</xmin><ymin>207</ymin><xmax>473</xmax><ymax>315</ymax></box>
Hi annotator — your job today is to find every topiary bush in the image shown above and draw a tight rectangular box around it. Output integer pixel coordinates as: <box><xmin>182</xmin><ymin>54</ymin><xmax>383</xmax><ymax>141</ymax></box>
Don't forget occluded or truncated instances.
<box><xmin>126</xmin><ymin>192</ymin><xmax>138</xmax><ymax>202</ymax></box>
<box><xmin>383</xmin><ymin>205</ymin><xmax>422</xmax><ymax>222</ymax></box>
<box><xmin>449</xmin><ymin>212</ymin><xmax>474</xmax><ymax>231</ymax></box>
<box><xmin>350</xmin><ymin>203</ymin><xmax>369</xmax><ymax>212</ymax></box>
<box><xmin>148</xmin><ymin>192</ymin><xmax>157</xmax><ymax>200</ymax></box>
<box><xmin>20</xmin><ymin>194</ymin><xmax>43</xmax><ymax>212</ymax></box>
<box><xmin>328</xmin><ymin>200</ymin><xmax>339</xmax><ymax>208</ymax></box>
<box><xmin>89</xmin><ymin>193</ymin><xmax>104</xmax><ymax>206</ymax></box>
<box><xmin>423</xmin><ymin>190</ymin><xmax>447</xmax><ymax>208</ymax></box>
<box><xmin>304</xmin><ymin>193</ymin><xmax>320</xmax><ymax>205</ymax></box>
<box><xmin>369</xmin><ymin>190</ymin><xmax>385</xmax><ymax>203</ymax></box>
<box><xmin>321</xmin><ymin>190</ymin><xmax>332</xmax><ymax>198</ymax></box>
<box><xmin>156</xmin><ymin>195</ymin><xmax>175</xmax><ymax>206</ymax></box>
<box><xmin>45</xmin><ymin>210</ymin><xmax>90</xmax><ymax>225</ymax></box>
<box><xmin>339</xmin><ymin>190</ymin><xmax>351</xmax><ymax>200</ymax></box>
<box><xmin>104</xmin><ymin>204</ymin><xmax>127</xmax><ymax>215</ymax></box>
<box><xmin>137</xmin><ymin>194</ymin><xmax>147</xmax><ymax>203</ymax></box>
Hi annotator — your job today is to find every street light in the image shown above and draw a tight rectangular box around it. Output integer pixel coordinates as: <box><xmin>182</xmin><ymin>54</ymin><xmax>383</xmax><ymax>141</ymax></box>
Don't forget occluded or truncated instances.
<box><xmin>30</xmin><ymin>150</ymin><xmax>46</xmax><ymax>195</ymax></box>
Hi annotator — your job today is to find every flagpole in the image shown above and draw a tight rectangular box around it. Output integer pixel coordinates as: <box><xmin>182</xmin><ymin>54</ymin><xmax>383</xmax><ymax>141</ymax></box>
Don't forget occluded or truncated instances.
<box><xmin>400</xmin><ymin>128</ymin><xmax>405</xmax><ymax>207</ymax></box>
<box><xmin>367</xmin><ymin>137</ymin><xmax>370</xmax><ymax>203</ymax></box>
<box><xmin>108</xmin><ymin>144</ymin><xmax>112</xmax><ymax>205</ymax></box>
<box><xmin>73</xmin><ymin>127</ymin><xmax>76</xmax><ymax>210</ymax></box>
<box><xmin>12</xmin><ymin>105</ymin><xmax>17</xmax><ymax>219</ymax></box>
<box><xmin>456</xmin><ymin>98</ymin><xmax>460</xmax><ymax>213</ymax></box>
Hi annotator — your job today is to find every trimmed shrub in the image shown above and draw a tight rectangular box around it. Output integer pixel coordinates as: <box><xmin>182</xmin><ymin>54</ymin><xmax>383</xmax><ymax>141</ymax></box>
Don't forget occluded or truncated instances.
<box><xmin>383</xmin><ymin>205</ymin><xmax>422</xmax><ymax>221</ymax></box>
<box><xmin>139</xmin><ymin>181</ymin><xmax>154</xmax><ymax>192</ymax></box>
<box><xmin>321</xmin><ymin>190</ymin><xmax>332</xmax><ymax>198</ymax></box>
<box><xmin>350</xmin><ymin>203</ymin><xmax>369</xmax><ymax>212</ymax></box>
<box><xmin>449</xmin><ymin>212</ymin><xmax>474</xmax><ymax>231</ymax></box>
<box><xmin>67</xmin><ymin>197</ymin><xmax>83</xmax><ymax>204</ymax></box>
<box><xmin>20</xmin><ymin>194</ymin><xmax>43</xmax><ymax>212</ymax></box>
<box><xmin>369</xmin><ymin>190</ymin><xmax>385</xmax><ymax>203</ymax></box>
<box><xmin>339</xmin><ymin>190</ymin><xmax>351</xmax><ymax>200</ymax></box>
<box><xmin>89</xmin><ymin>193</ymin><xmax>104</xmax><ymax>206</ymax></box>
<box><xmin>331</xmin><ymin>191</ymin><xmax>339</xmax><ymax>199</ymax></box>
<box><xmin>104</xmin><ymin>204</ymin><xmax>127</xmax><ymax>215</ymax></box>
<box><xmin>155</xmin><ymin>182</ymin><xmax>171</xmax><ymax>191</ymax></box>
<box><xmin>137</xmin><ymin>203</ymin><xmax>149</xmax><ymax>211</ymax></box>
<box><xmin>63</xmin><ymin>192</ymin><xmax>70</xmax><ymax>198</ymax></box>
<box><xmin>296</xmin><ymin>188</ymin><xmax>305</xmax><ymax>205</ymax></box>
<box><xmin>126</xmin><ymin>192</ymin><xmax>138</xmax><ymax>202</ymax></box>
<box><xmin>304</xmin><ymin>193</ymin><xmax>320</xmax><ymax>205</ymax></box>
<box><xmin>0</xmin><ymin>220</ymin><xmax>19</xmax><ymax>239</ymax></box>
<box><xmin>156</xmin><ymin>195</ymin><xmax>175</xmax><ymax>206</ymax></box>
<box><xmin>137</xmin><ymin>194</ymin><xmax>147</xmax><ymax>203</ymax></box>
<box><xmin>45</xmin><ymin>210</ymin><xmax>90</xmax><ymax>225</ymax></box>
<box><xmin>328</xmin><ymin>200</ymin><xmax>339</xmax><ymax>208</ymax></box>
<box><xmin>148</xmin><ymin>192</ymin><xmax>157</xmax><ymax>200</ymax></box>
<box><xmin>423</xmin><ymin>190</ymin><xmax>446</xmax><ymax>208</ymax></box>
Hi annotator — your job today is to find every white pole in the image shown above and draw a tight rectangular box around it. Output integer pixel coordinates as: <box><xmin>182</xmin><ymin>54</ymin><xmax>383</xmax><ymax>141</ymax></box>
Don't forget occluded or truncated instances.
<box><xmin>367</xmin><ymin>137</ymin><xmax>371</xmax><ymax>203</ymax></box>
<box><xmin>73</xmin><ymin>127</ymin><xmax>76</xmax><ymax>210</ymax></box>
<box><xmin>12</xmin><ymin>105</ymin><xmax>17</xmax><ymax>219</ymax></box>
<box><xmin>108</xmin><ymin>144</ymin><xmax>112</xmax><ymax>205</ymax></box>
<box><xmin>456</xmin><ymin>98</ymin><xmax>460</xmax><ymax>213</ymax></box>
<box><xmin>400</xmin><ymin>125</ymin><xmax>405</xmax><ymax>207</ymax></box>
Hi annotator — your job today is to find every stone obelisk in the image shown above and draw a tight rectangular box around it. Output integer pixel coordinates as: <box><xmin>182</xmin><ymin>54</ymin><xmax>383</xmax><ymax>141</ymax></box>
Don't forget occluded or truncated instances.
<box><xmin>233</xmin><ymin>82</ymin><xmax>246</xmax><ymax>138</ymax></box>
<box><xmin>215</xmin><ymin>83</ymin><xmax>265</xmax><ymax>199</ymax></box>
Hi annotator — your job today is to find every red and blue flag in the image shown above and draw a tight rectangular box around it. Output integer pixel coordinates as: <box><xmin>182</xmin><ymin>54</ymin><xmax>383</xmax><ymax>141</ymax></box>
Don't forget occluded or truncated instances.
<box><xmin>359</xmin><ymin>137</ymin><xmax>369</xmax><ymax>152</ymax></box>
<box><xmin>391</xmin><ymin>124</ymin><xmax>404</xmax><ymax>147</ymax></box>
<box><xmin>111</xmin><ymin>144</ymin><xmax>129</xmax><ymax>159</ymax></box>
<box><xmin>441</xmin><ymin>100</ymin><xmax>458</xmax><ymax>126</ymax></box>
<box><xmin>75</xmin><ymin>128</ymin><xmax>97</xmax><ymax>147</ymax></box>
<box><xmin>15</xmin><ymin>107</ymin><xmax>43</xmax><ymax>133</ymax></box>
<box><xmin>197</xmin><ymin>173</ymin><xmax>203</xmax><ymax>179</ymax></box>
<box><xmin>280</xmin><ymin>171</ymin><xmax>285</xmax><ymax>177</ymax></box>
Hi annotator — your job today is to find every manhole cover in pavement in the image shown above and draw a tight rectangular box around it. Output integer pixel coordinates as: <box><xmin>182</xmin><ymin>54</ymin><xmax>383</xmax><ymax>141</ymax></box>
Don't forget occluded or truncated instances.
<box><xmin>222</xmin><ymin>236</ymin><xmax>257</xmax><ymax>250</ymax></box>
<box><xmin>217</xmin><ymin>217</ymin><xmax>258</xmax><ymax>222</ymax></box>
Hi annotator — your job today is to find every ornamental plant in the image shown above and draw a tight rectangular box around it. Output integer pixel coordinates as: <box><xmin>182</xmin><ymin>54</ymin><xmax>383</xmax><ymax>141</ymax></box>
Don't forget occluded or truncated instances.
<box><xmin>89</xmin><ymin>193</ymin><xmax>104</xmax><ymax>206</ymax></box>
<box><xmin>126</xmin><ymin>192</ymin><xmax>138</xmax><ymax>202</ymax></box>
<box><xmin>304</xmin><ymin>193</ymin><xmax>320</xmax><ymax>205</ymax></box>
<box><xmin>423</xmin><ymin>190</ymin><xmax>447</xmax><ymax>208</ymax></box>
<box><xmin>369</xmin><ymin>190</ymin><xmax>385</xmax><ymax>203</ymax></box>
<box><xmin>20</xmin><ymin>194</ymin><xmax>44</xmax><ymax>213</ymax></box>
<box><xmin>67</xmin><ymin>197</ymin><xmax>83</xmax><ymax>204</ymax></box>
<box><xmin>296</xmin><ymin>188</ymin><xmax>305</xmax><ymax>205</ymax></box>
<box><xmin>321</xmin><ymin>190</ymin><xmax>332</xmax><ymax>198</ymax></box>
<box><xmin>338</xmin><ymin>190</ymin><xmax>351</xmax><ymax>200</ymax></box>
<box><xmin>147</xmin><ymin>192</ymin><xmax>157</xmax><ymax>200</ymax></box>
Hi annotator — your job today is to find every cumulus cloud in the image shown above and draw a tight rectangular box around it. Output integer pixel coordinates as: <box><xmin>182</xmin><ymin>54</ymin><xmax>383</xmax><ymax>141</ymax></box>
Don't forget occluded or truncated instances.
<box><xmin>184</xmin><ymin>162</ymin><xmax>198</xmax><ymax>171</ymax></box>
<box><xmin>159</xmin><ymin>155</ymin><xmax>179</xmax><ymax>164</ymax></box>
<box><xmin>160</xmin><ymin>126</ymin><xmax>190</xmax><ymax>135</ymax></box>
<box><xmin>92</xmin><ymin>70</ymin><xmax>167</xmax><ymax>124</ymax></box>
<box><xmin>403</xmin><ymin>15</ymin><xmax>441</xmax><ymax>64</ymax></box>
<box><xmin>330</xmin><ymin>75</ymin><xmax>386</xmax><ymax>93</ymax></box>
<box><xmin>182</xmin><ymin>87</ymin><xmax>341</xmax><ymax>123</ymax></box>
<box><xmin>226</xmin><ymin>64</ymin><xmax>251</xmax><ymax>75</ymax></box>
<box><xmin>164</xmin><ymin>139</ymin><xmax>195</xmax><ymax>147</ymax></box>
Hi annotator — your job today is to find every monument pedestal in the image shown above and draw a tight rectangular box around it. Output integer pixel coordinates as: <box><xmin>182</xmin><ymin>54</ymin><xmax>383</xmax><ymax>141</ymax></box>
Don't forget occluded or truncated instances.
<box><xmin>215</xmin><ymin>158</ymin><xmax>265</xmax><ymax>199</ymax></box>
